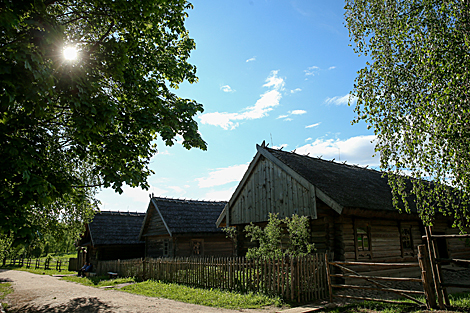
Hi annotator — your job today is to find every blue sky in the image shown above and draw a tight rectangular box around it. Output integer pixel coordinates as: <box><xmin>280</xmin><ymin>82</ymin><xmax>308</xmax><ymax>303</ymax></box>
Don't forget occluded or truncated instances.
<box><xmin>96</xmin><ymin>0</ymin><xmax>377</xmax><ymax>212</ymax></box>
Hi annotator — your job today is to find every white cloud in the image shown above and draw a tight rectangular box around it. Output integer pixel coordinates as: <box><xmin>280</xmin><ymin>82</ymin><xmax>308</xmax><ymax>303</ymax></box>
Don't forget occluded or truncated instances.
<box><xmin>121</xmin><ymin>185</ymin><xmax>168</xmax><ymax>203</ymax></box>
<box><xmin>221</xmin><ymin>85</ymin><xmax>235</xmax><ymax>93</ymax></box>
<box><xmin>290</xmin><ymin>110</ymin><xmax>307</xmax><ymax>115</ymax></box>
<box><xmin>291</xmin><ymin>88</ymin><xmax>302</xmax><ymax>94</ymax></box>
<box><xmin>199</xmin><ymin>71</ymin><xmax>284</xmax><ymax>130</ymax></box>
<box><xmin>305</xmin><ymin>137</ymin><xmax>313</xmax><ymax>142</ymax></box>
<box><xmin>328</xmin><ymin>66</ymin><xmax>336</xmax><ymax>70</ymax></box>
<box><xmin>158</xmin><ymin>150</ymin><xmax>170</xmax><ymax>155</ymax></box>
<box><xmin>304</xmin><ymin>66</ymin><xmax>319</xmax><ymax>76</ymax></box>
<box><xmin>204</xmin><ymin>187</ymin><xmax>236</xmax><ymax>201</ymax></box>
<box><xmin>295</xmin><ymin>135</ymin><xmax>378</xmax><ymax>166</ymax></box>
<box><xmin>246</xmin><ymin>56</ymin><xmax>256</xmax><ymax>63</ymax></box>
<box><xmin>305</xmin><ymin>122</ymin><xmax>321</xmax><ymax>128</ymax></box>
<box><xmin>272</xmin><ymin>143</ymin><xmax>288</xmax><ymax>150</ymax></box>
<box><xmin>325</xmin><ymin>94</ymin><xmax>358</xmax><ymax>106</ymax></box>
<box><xmin>168</xmin><ymin>186</ymin><xmax>187</xmax><ymax>196</ymax></box>
<box><xmin>277</xmin><ymin>109</ymin><xmax>307</xmax><ymax>121</ymax></box>
<box><xmin>196</xmin><ymin>163</ymin><xmax>249</xmax><ymax>188</ymax></box>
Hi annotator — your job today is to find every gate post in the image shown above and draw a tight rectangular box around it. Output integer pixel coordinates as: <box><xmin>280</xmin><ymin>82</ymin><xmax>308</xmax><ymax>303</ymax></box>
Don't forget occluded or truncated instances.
<box><xmin>418</xmin><ymin>244</ymin><xmax>437</xmax><ymax>309</ymax></box>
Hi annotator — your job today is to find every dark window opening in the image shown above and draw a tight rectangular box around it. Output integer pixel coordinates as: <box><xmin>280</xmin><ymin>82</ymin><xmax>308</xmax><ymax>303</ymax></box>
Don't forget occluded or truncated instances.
<box><xmin>357</xmin><ymin>227</ymin><xmax>370</xmax><ymax>251</ymax></box>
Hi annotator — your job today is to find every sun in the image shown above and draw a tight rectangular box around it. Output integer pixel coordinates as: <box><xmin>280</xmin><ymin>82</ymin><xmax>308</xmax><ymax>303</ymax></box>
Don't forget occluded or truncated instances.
<box><xmin>63</xmin><ymin>46</ymin><xmax>78</xmax><ymax>60</ymax></box>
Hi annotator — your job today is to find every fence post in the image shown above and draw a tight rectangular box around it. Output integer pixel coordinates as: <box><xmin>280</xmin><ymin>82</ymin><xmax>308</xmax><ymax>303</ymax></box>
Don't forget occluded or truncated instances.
<box><xmin>325</xmin><ymin>253</ymin><xmax>333</xmax><ymax>303</ymax></box>
<box><xmin>425</xmin><ymin>226</ymin><xmax>446</xmax><ymax>309</ymax></box>
<box><xmin>418</xmin><ymin>244</ymin><xmax>437</xmax><ymax>309</ymax></box>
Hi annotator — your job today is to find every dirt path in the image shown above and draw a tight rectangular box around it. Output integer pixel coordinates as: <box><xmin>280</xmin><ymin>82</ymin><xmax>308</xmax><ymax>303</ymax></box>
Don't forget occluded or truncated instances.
<box><xmin>0</xmin><ymin>269</ymin><xmax>278</xmax><ymax>313</ymax></box>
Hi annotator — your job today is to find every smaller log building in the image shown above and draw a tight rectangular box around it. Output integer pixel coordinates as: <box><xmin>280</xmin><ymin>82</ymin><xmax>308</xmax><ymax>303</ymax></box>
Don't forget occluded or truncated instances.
<box><xmin>216</xmin><ymin>144</ymin><xmax>470</xmax><ymax>275</ymax></box>
<box><xmin>78</xmin><ymin>211</ymin><xmax>145</xmax><ymax>264</ymax></box>
<box><xmin>139</xmin><ymin>197</ymin><xmax>234</xmax><ymax>258</ymax></box>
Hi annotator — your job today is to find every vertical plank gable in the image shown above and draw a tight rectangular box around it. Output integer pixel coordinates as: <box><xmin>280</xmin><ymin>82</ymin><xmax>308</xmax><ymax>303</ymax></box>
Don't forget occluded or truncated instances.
<box><xmin>229</xmin><ymin>156</ymin><xmax>318</xmax><ymax>225</ymax></box>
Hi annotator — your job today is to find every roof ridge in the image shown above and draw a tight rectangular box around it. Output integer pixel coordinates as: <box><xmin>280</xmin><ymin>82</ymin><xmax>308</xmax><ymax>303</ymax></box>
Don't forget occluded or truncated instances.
<box><xmin>97</xmin><ymin>210</ymin><xmax>146</xmax><ymax>216</ymax></box>
<box><xmin>264</xmin><ymin>146</ymin><xmax>382</xmax><ymax>174</ymax></box>
<box><xmin>152</xmin><ymin>196</ymin><xmax>228</xmax><ymax>205</ymax></box>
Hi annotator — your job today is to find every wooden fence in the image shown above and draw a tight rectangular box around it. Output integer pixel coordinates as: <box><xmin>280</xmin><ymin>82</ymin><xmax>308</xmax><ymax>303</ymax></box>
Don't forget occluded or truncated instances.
<box><xmin>96</xmin><ymin>254</ymin><xmax>329</xmax><ymax>302</ymax></box>
<box><xmin>4</xmin><ymin>258</ymin><xmax>68</xmax><ymax>272</ymax></box>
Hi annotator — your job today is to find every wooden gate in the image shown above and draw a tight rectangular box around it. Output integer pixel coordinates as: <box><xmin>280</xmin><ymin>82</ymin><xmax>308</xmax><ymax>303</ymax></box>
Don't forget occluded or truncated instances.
<box><xmin>325</xmin><ymin>252</ymin><xmax>429</xmax><ymax>308</ymax></box>
<box><xmin>423</xmin><ymin>226</ymin><xmax>470</xmax><ymax>309</ymax></box>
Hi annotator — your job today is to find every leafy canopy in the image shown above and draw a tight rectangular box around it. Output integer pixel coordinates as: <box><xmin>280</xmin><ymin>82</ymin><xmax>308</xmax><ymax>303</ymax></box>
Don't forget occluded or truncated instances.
<box><xmin>345</xmin><ymin>0</ymin><xmax>470</xmax><ymax>227</ymax></box>
<box><xmin>243</xmin><ymin>213</ymin><xmax>315</xmax><ymax>259</ymax></box>
<box><xmin>0</xmin><ymin>0</ymin><xmax>206</xmax><ymax>242</ymax></box>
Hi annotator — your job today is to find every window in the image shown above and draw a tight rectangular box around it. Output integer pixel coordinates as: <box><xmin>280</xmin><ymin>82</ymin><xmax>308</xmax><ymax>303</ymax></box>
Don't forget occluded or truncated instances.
<box><xmin>354</xmin><ymin>221</ymin><xmax>371</xmax><ymax>260</ymax></box>
<box><xmin>191</xmin><ymin>239</ymin><xmax>203</xmax><ymax>256</ymax></box>
<box><xmin>401</xmin><ymin>228</ymin><xmax>412</xmax><ymax>249</ymax></box>
<box><xmin>357</xmin><ymin>227</ymin><xmax>370</xmax><ymax>251</ymax></box>
<box><xmin>400</xmin><ymin>224</ymin><xmax>415</xmax><ymax>257</ymax></box>
<box><xmin>163</xmin><ymin>239</ymin><xmax>169</xmax><ymax>257</ymax></box>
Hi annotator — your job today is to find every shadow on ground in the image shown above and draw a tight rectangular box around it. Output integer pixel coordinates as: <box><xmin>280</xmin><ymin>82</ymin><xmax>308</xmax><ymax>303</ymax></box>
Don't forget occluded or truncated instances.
<box><xmin>9</xmin><ymin>297</ymin><xmax>115</xmax><ymax>313</ymax></box>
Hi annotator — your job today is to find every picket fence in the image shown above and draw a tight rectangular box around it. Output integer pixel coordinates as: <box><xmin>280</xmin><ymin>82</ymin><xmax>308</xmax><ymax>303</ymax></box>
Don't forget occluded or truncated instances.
<box><xmin>96</xmin><ymin>254</ymin><xmax>328</xmax><ymax>302</ymax></box>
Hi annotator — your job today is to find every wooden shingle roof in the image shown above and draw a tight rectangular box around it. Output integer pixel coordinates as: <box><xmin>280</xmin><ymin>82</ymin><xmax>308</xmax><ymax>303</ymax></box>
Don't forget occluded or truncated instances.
<box><xmin>87</xmin><ymin>211</ymin><xmax>146</xmax><ymax>246</ymax></box>
<box><xmin>263</xmin><ymin>146</ymin><xmax>416</xmax><ymax>213</ymax></box>
<box><xmin>143</xmin><ymin>197</ymin><xmax>227</xmax><ymax>236</ymax></box>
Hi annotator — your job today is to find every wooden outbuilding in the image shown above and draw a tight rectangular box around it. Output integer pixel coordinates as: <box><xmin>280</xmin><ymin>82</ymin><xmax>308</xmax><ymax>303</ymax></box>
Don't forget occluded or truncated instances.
<box><xmin>139</xmin><ymin>197</ymin><xmax>234</xmax><ymax>258</ymax></box>
<box><xmin>78</xmin><ymin>211</ymin><xmax>146</xmax><ymax>264</ymax></box>
<box><xmin>216</xmin><ymin>144</ymin><xmax>470</xmax><ymax>274</ymax></box>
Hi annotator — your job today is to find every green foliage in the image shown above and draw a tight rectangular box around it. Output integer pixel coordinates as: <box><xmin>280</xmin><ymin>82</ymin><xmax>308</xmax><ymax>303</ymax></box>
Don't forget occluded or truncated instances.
<box><xmin>119</xmin><ymin>280</ymin><xmax>283</xmax><ymax>310</ymax></box>
<box><xmin>0</xmin><ymin>282</ymin><xmax>13</xmax><ymax>311</ymax></box>
<box><xmin>345</xmin><ymin>1</ymin><xmax>470</xmax><ymax>228</ymax></box>
<box><xmin>0</xmin><ymin>0</ymin><xmax>205</xmax><ymax>242</ymax></box>
<box><xmin>244</xmin><ymin>213</ymin><xmax>315</xmax><ymax>259</ymax></box>
<box><xmin>62</xmin><ymin>275</ymin><xmax>137</xmax><ymax>287</ymax></box>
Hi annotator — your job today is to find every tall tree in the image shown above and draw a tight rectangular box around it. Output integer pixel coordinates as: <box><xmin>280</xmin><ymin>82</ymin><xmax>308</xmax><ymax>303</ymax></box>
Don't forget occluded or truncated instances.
<box><xmin>345</xmin><ymin>0</ymin><xmax>470</xmax><ymax>227</ymax></box>
<box><xmin>0</xmin><ymin>0</ymin><xmax>206</xmax><ymax>242</ymax></box>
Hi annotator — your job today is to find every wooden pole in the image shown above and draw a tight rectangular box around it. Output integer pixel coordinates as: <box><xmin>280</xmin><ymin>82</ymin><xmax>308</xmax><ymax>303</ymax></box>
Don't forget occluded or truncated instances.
<box><xmin>417</xmin><ymin>245</ymin><xmax>436</xmax><ymax>309</ymax></box>
<box><xmin>325</xmin><ymin>253</ymin><xmax>333</xmax><ymax>303</ymax></box>
<box><xmin>425</xmin><ymin>226</ymin><xmax>445</xmax><ymax>309</ymax></box>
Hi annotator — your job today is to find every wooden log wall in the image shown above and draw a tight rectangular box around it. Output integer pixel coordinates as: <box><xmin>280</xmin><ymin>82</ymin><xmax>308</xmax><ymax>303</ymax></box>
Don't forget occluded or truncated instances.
<box><xmin>432</xmin><ymin>221</ymin><xmax>470</xmax><ymax>259</ymax></box>
<box><xmin>145</xmin><ymin>236</ymin><xmax>171</xmax><ymax>258</ymax></box>
<box><xmin>142</xmin><ymin>208</ymin><xmax>169</xmax><ymax>237</ymax></box>
<box><xmin>230</xmin><ymin>157</ymin><xmax>316</xmax><ymax>225</ymax></box>
<box><xmin>96</xmin><ymin>254</ymin><xmax>329</xmax><ymax>302</ymax></box>
<box><xmin>334</xmin><ymin>216</ymin><xmax>423</xmax><ymax>277</ymax></box>
<box><xmin>174</xmin><ymin>234</ymin><xmax>234</xmax><ymax>257</ymax></box>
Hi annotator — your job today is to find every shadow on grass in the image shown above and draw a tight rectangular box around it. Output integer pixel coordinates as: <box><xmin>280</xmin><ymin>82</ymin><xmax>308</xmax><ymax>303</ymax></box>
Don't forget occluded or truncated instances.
<box><xmin>10</xmin><ymin>297</ymin><xmax>115</xmax><ymax>313</ymax></box>
<box><xmin>324</xmin><ymin>293</ymin><xmax>470</xmax><ymax>313</ymax></box>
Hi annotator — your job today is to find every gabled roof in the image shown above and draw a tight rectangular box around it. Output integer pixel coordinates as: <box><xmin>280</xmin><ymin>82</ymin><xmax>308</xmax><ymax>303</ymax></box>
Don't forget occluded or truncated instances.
<box><xmin>217</xmin><ymin>144</ymin><xmax>416</xmax><ymax>227</ymax></box>
<box><xmin>86</xmin><ymin>211</ymin><xmax>146</xmax><ymax>246</ymax></box>
<box><xmin>140</xmin><ymin>197</ymin><xmax>227</xmax><ymax>238</ymax></box>
<box><xmin>263</xmin><ymin>146</ymin><xmax>405</xmax><ymax>212</ymax></box>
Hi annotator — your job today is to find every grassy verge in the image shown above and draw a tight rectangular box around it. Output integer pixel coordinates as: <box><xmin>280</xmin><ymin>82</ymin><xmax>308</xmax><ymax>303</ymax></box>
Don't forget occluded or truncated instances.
<box><xmin>120</xmin><ymin>280</ymin><xmax>283</xmax><ymax>310</ymax></box>
<box><xmin>61</xmin><ymin>275</ymin><xmax>137</xmax><ymax>287</ymax></box>
<box><xmin>325</xmin><ymin>292</ymin><xmax>470</xmax><ymax>313</ymax></box>
<box><xmin>61</xmin><ymin>275</ymin><xmax>284</xmax><ymax>310</ymax></box>
<box><xmin>0</xmin><ymin>264</ymin><xmax>75</xmax><ymax>276</ymax></box>
<box><xmin>0</xmin><ymin>282</ymin><xmax>13</xmax><ymax>310</ymax></box>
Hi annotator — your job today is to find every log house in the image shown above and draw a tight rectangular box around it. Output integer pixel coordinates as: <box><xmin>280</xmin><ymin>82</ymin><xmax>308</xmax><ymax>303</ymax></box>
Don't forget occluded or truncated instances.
<box><xmin>139</xmin><ymin>197</ymin><xmax>234</xmax><ymax>258</ymax></box>
<box><xmin>216</xmin><ymin>144</ymin><xmax>470</xmax><ymax>276</ymax></box>
<box><xmin>78</xmin><ymin>211</ymin><xmax>146</xmax><ymax>265</ymax></box>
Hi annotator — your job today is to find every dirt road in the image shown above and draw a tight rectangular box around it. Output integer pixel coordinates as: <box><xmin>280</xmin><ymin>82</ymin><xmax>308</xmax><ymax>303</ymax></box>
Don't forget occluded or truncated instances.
<box><xmin>0</xmin><ymin>269</ymin><xmax>277</xmax><ymax>313</ymax></box>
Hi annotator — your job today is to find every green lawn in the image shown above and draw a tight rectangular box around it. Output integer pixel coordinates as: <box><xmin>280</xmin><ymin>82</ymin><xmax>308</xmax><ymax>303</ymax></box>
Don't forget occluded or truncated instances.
<box><xmin>61</xmin><ymin>275</ymin><xmax>284</xmax><ymax>310</ymax></box>
<box><xmin>0</xmin><ymin>282</ymin><xmax>13</xmax><ymax>310</ymax></box>
<box><xmin>325</xmin><ymin>292</ymin><xmax>470</xmax><ymax>313</ymax></box>
<box><xmin>1</xmin><ymin>264</ymin><xmax>75</xmax><ymax>275</ymax></box>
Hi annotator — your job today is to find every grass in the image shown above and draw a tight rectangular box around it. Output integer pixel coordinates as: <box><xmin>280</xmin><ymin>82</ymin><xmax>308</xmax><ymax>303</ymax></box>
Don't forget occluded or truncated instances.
<box><xmin>120</xmin><ymin>280</ymin><xmax>284</xmax><ymax>310</ymax></box>
<box><xmin>61</xmin><ymin>275</ymin><xmax>137</xmax><ymax>287</ymax></box>
<box><xmin>0</xmin><ymin>282</ymin><xmax>13</xmax><ymax>310</ymax></box>
<box><xmin>0</xmin><ymin>264</ymin><xmax>75</xmax><ymax>275</ymax></box>
<box><xmin>325</xmin><ymin>292</ymin><xmax>470</xmax><ymax>313</ymax></box>
<box><xmin>61</xmin><ymin>275</ymin><xmax>284</xmax><ymax>310</ymax></box>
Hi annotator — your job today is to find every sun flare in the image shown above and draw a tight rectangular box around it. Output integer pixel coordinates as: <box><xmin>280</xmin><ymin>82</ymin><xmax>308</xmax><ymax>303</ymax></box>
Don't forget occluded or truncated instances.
<box><xmin>63</xmin><ymin>46</ymin><xmax>78</xmax><ymax>60</ymax></box>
